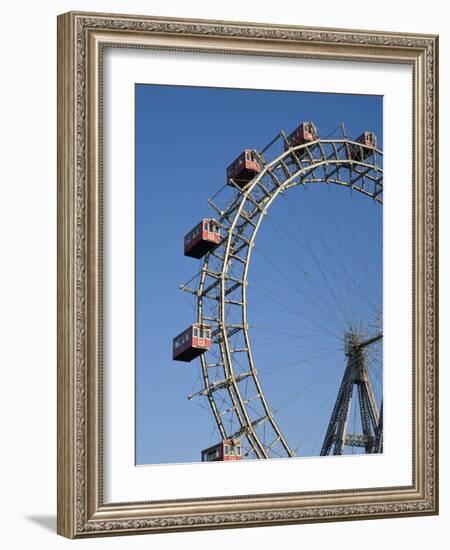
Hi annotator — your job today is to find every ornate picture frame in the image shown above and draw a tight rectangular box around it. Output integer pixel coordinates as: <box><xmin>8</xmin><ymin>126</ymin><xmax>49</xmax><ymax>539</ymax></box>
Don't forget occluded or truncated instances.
<box><xmin>57</xmin><ymin>11</ymin><xmax>438</xmax><ymax>538</ymax></box>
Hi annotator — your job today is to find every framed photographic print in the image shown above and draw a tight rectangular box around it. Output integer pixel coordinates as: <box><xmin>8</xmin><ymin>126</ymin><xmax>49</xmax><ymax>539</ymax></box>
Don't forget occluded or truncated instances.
<box><xmin>57</xmin><ymin>11</ymin><xmax>439</xmax><ymax>538</ymax></box>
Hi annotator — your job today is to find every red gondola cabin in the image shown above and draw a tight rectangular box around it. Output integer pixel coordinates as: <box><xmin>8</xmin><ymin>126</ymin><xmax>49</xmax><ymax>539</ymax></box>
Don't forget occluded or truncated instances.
<box><xmin>285</xmin><ymin>121</ymin><xmax>318</xmax><ymax>151</ymax></box>
<box><xmin>226</xmin><ymin>149</ymin><xmax>261</xmax><ymax>188</ymax></box>
<box><xmin>172</xmin><ymin>323</ymin><xmax>212</xmax><ymax>362</ymax></box>
<box><xmin>348</xmin><ymin>131</ymin><xmax>377</xmax><ymax>161</ymax></box>
<box><xmin>184</xmin><ymin>219</ymin><xmax>222</xmax><ymax>259</ymax></box>
<box><xmin>201</xmin><ymin>439</ymin><xmax>243</xmax><ymax>462</ymax></box>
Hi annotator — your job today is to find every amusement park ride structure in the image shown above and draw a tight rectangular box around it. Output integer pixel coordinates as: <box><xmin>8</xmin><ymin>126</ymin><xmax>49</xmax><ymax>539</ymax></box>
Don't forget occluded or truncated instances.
<box><xmin>172</xmin><ymin>122</ymin><xmax>383</xmax><ymax>461</ymax></box>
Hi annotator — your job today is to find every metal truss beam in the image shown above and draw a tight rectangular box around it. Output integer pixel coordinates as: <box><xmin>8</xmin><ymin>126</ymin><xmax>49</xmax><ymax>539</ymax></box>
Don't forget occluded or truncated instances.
<box><xmin>192</xmin><ymin>134</ymin><xmax>383</xmax><ymax>460</ymax></box>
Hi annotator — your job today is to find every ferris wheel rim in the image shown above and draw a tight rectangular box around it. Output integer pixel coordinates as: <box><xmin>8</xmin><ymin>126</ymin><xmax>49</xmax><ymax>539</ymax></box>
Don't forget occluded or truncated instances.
<box><xmin>196</xmin><ymin>137</ymin><xmax>383</xmax><ymax>459</ymax></box>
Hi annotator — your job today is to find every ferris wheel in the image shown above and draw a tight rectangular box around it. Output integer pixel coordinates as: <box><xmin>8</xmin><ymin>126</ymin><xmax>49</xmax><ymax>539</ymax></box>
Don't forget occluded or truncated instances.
<box><xmin>173</xmin><ymin>122</ymin><xmax>383</xmax><ymax>461</ymax></box>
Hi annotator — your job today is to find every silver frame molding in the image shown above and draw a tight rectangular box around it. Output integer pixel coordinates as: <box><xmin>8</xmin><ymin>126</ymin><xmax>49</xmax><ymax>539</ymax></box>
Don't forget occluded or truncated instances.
<box><xmin>57</xmin><ymin>11</ymin><xmax>439</xmax><ymax>539</ymax></box>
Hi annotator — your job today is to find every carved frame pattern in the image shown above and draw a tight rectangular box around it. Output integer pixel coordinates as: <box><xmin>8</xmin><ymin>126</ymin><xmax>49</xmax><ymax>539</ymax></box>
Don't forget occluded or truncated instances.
<box><xmin>57</xmin><ymin>11</ymin><xmax>438</xmax><ymax>538</ymax></box>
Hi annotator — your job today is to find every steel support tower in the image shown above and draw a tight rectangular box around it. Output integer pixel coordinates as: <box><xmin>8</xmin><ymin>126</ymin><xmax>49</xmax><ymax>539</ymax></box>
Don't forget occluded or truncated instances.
<box><xmin>320</xmin><ymin>332</ymin><xmax>383</xmax><ymax>455</ymax></box>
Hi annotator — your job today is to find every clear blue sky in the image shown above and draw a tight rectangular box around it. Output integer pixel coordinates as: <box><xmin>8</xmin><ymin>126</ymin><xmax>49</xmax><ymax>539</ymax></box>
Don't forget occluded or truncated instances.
<box><xmin>135</xmin><ymin>83</ymin><xmax>383</xmax><ymax>465</ymax></box>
